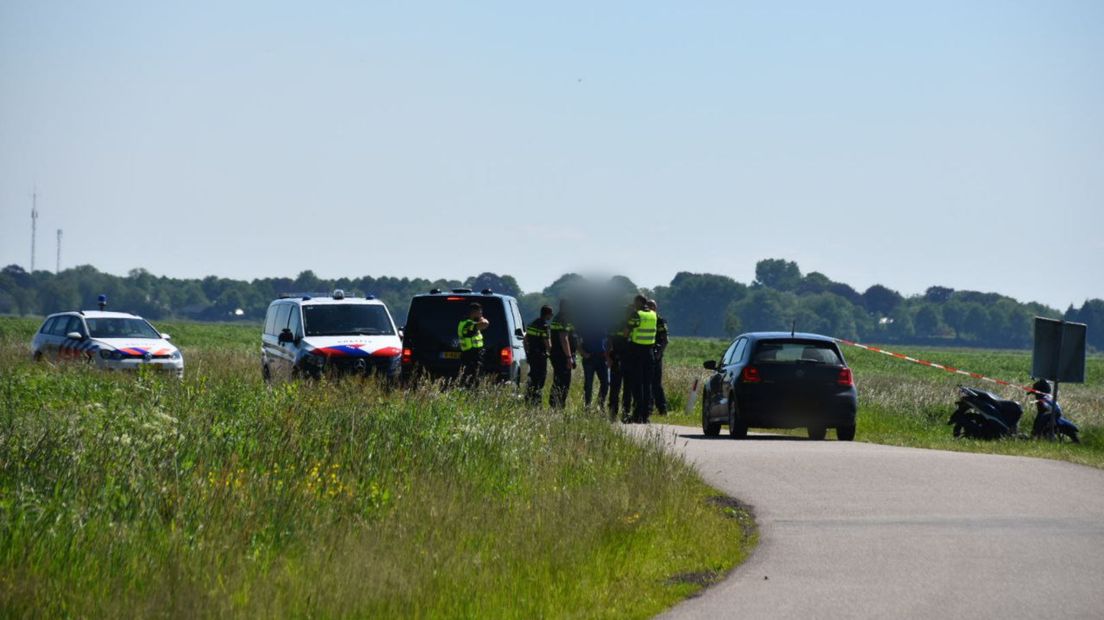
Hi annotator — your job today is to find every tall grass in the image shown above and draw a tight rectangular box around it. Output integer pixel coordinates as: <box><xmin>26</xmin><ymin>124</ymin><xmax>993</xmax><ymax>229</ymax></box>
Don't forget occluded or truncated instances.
<box><xmin>0</xmin><ymin>319</ymin><xmax>752</xmax><ymax>617</ymax></box>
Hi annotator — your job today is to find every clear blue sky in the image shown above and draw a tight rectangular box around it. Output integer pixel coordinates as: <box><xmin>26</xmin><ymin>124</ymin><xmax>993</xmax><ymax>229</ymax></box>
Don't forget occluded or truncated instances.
<box><xmin>2</xmin><ymin>1</ymin><xmax>1101</xmax><ymax>309</ymax></box>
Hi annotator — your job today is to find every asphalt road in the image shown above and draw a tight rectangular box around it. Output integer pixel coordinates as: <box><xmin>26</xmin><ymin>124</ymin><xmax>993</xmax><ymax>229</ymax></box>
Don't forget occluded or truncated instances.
<box><xmin>638</xmin><ymin>425</ymin><xmax>1104</xmax><ymax>619</ymax></box>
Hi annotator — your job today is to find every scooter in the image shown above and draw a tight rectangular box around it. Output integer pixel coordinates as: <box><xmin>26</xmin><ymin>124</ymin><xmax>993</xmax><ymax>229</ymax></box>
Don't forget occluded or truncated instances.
<box><xmin>947</xmin><ymin>386</ymin><xmax>1023</xmax><ymax>440</ymax></box>
<box><xmin>1030</xmin><ymin>396</ymin><xmax>1080</xmax><ymax>443</ymax></box>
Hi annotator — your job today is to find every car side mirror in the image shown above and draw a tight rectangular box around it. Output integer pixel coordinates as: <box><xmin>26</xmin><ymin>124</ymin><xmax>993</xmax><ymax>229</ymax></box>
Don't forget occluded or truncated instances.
<box><xmin>161</xmin><ymin>333</ymin><xmax>172</xmax><ymax>340</ymax></box>
<box><xmin>515</xmin><ymin>328</ymin><xmax>524</xmax><ymax>338</ymax></box>
<box><xmin>66</xmin><ymin>331</ymin><xmax>84</xmax><ymax>341</ymax></box>
<box><xmin>278</xmin><ymin>329</ymin><xmax>294</xmax><ymax>344</ymax></box>
<box><xmin>702</xmin><ymin>360</ymin><xmax>717</xmax><ymax>370</ymax></box>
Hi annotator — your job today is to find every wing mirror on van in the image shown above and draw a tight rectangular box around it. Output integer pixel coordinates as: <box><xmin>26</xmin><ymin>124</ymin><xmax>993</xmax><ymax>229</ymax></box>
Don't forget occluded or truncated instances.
<box><xmin>161</xmin><ymin>333</ymin><xmax>172</xmax><ymax>340</ymax></box>
<box><xmin>66</xmin><ymin>331</ymin><xmax>84</xmax><ymax>341</ymax></box>
<box><xmin>278</xmin><ymin>328</ymin><xmax>295</xmax><ymax>344</ymax></box>
<box><xmin>702</xmin><ymin>360</ymin><xmax>717</xmax><ymax>370</ymax></box>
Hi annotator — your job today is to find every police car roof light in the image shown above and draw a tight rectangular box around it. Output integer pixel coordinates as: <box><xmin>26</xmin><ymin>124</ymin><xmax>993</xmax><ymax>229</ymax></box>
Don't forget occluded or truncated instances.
<box><xmin>481</xmin><ymin>288</ymin><xmax>494</xmax><ymax>295</ymax></box>
<box><xmin>430</xmin><ymin>288</ymin><xmax>442</xmax><ymax>294</ymax></box>
<box><xmin>332</xmin><ymin>289</ymin><xmax>345</xmax><ymax>300</ymax></box>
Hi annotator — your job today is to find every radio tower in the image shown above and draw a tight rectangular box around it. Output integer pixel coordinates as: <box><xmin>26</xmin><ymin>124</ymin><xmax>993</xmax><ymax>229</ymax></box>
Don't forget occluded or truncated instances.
<box><xmin>56</xmin><ymin>229</ymin><xmax>63</xmax><ymax>273</ymax></box>
<box><xmin>30</xmin><ymin>189</ymin><xmax>38</xmax><ymax>272</ymax></box>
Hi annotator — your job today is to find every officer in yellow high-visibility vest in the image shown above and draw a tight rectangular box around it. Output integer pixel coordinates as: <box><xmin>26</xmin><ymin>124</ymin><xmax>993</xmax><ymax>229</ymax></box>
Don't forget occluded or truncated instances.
<box><xmin>626</xmin><ymin>294</ymin><xmax>658</xmax><ymax>423</ymax></box>
<box><xmin>457</xmin><ymin>302</ymin><xmax>489</xmax><ymax>388</ymax></box>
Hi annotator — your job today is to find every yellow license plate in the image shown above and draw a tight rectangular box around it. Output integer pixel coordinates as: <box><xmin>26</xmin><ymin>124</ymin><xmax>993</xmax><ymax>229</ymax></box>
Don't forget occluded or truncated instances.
<box><xmin>441</xmin><ymin>352</ymin><xmax>461</xmax><ymax>360</ymax></box>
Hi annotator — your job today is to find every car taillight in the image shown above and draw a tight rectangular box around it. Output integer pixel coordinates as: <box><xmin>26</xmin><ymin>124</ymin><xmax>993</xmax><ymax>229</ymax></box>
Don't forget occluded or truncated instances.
<box><xmin>838</xmin><ymin>368</ymin><xmax>854</xmax><ymax>387</ymax></box>
<box><xmin>401</xmin><ymin>348</ymin><xmax>412</xmax><ymax>364</ymax></box>
<box><xmin>500</xmin><ymin>347</ymin><xmax>513</xmax><ymax>366</ymax></box>
<box><xmin>741</xmin><ymin>366</ymin><xmax>761</xmax><ymax>383</ymax></box>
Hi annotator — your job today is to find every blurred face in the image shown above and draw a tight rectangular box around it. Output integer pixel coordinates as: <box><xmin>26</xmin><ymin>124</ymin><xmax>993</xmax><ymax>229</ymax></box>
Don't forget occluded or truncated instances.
<box><xmin>470</xmin><ymin>308</ymin><xmax>482</xmax><ymax>320</ymax></box>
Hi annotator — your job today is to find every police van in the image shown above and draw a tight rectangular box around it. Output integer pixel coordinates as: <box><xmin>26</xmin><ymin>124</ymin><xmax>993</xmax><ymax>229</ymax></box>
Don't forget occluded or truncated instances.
<box><xmin>261</xmin><ymin>290</ymin><xmax>402</xmax><ymax>381</ymax></box>
<box><xmin>31</xmin><ymin>307</ymin><xmax>184</xmax><ymax>378</ymax></box>
<box><xmin>400</xmin><ymin>288</ymin><xmax>527</xmax><ymax>383</ymax></box>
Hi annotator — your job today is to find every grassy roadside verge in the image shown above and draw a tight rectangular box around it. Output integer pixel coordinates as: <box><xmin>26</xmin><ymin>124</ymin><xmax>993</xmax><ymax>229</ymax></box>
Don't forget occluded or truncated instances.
<box><xmin>659</xmin><ymin>338</ymin><xmax>1104</xmax><ymax>469</ymax></box>
<box><xmin>0</xmin><ymin>317</ymin><xmax>754</xmax><ymax>617</ymax></box>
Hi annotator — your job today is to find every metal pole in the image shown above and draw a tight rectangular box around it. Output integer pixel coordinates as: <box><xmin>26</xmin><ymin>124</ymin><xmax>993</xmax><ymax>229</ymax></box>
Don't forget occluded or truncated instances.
<box><xmin>1049</xmin><ymin>321</ymin><xmax>1064</xmax><ymax>440</ymax></box>
<box><xmin>56</xmin><ymin>229</ymin><xmax>62</xmax><ymax>273</ymax></box>
<box><xmin>30</xmin><ymin>190</ymin><xmax>38</xmax><ymax>272</ymax></box>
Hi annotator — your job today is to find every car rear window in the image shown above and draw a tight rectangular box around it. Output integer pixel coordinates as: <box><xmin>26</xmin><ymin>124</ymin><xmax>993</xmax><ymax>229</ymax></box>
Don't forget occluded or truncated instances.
<box><xmin>406</xmin><ymin>296</ymin><xmax>509</xmax><ymax>350</ymax></box>
<box><xmin>752</xmin><ymin>340</ymin><xmax>842</xmax><ymax>365</ymax></box>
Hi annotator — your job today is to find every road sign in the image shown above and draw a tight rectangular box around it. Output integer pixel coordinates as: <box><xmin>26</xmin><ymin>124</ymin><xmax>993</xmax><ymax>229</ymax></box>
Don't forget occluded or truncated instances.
<box><xmin>1031</xmin><ymin>318</ymin><xmax>1086</xmax><ymax>383</ymax></box>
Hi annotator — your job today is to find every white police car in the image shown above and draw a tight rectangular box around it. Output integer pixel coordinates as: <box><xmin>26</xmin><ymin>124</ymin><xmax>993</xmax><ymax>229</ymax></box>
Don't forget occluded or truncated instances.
<box><xmin>261</xmin><ymin>290</ymin><xmax>402</xmax><ymax>381</ymax></box>
<box><xmin>31</xmin><ymin>310</ymin><xmax>184</xmax><ymax>378</ymax></box>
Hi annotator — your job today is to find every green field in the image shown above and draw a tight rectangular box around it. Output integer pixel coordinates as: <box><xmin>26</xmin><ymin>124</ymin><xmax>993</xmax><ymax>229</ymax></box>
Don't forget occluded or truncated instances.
<box><xmin>0</xmin><ymin>318</ymin><xmax>753</xmax><ymax>617</ymax></box>
<box><xmin>661</xmin><ymin>337</ymin><xmax>1104</xmax><ymax>469</ymax></box>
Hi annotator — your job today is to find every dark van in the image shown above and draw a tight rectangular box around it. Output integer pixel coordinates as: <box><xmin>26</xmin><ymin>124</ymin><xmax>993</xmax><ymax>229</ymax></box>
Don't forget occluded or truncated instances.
<box><xmin>401</xmin><ymin>289</ymin><xmax>527</xmax><ymax>383</ymax></box>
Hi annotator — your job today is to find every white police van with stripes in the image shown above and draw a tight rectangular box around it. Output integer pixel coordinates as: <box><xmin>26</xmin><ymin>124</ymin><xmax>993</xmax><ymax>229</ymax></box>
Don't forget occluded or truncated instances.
<box><xmin>31</xmin><ymin>309</ymin><xmax>184</xmax><ymax>378</ymax></box>
<box><xmin>261</xmin><ymin>289</ymin><xmax>403</xmax><ymax>381</ymax></box>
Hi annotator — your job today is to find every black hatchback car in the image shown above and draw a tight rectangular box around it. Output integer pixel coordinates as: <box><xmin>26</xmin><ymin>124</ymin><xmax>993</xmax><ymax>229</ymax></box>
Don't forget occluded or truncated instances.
<box><xmin>701</xmin><ymin>332</ymin><xmax>857</xmax><ymax>440</ymax></box>
<box><xmin>400</xmin><ymin>288</ymin><xmax>527</xmax><ymax>384</ymax></box>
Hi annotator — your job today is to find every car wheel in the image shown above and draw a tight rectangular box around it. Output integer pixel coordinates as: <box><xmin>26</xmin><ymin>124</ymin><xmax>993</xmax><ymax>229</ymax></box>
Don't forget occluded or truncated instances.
<box><xmin>32</xmin><ymin>351</ymin><xmax>43</xmax><ymax>362</ymax></box>
<box><xmin>837</xmin><ymin>424</ymin><xmax>856</xmax><ymax>441</ymax></box>
<box><xmin>807</xmin><ymin>426</ymin><xmax>827</xmax><ymax>441</ymax></box>
<box><xmin>702</xmin><ymin>390</ymin><xmax>721</xmax><ymax>437</ymax></box>
<box><xmin>728</xmin><ymin>400</ymin><xmax>748</xmax><ymax>439</ymax></box>
<box><xmin>262</xmin><ymin>364</ymin><xmax>272</xmax><ymax>384</ymax></box>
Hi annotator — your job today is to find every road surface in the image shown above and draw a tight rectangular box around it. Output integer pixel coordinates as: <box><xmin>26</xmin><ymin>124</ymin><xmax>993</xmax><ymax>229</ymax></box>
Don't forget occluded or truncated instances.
<box><xmin>639</xmin><ymin>426</ymin><xmax>1104</xmax><ymax>619</ymax></box>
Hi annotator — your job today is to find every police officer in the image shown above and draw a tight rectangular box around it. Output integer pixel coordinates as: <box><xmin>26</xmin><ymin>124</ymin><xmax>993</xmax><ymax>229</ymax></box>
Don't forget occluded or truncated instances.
<box><xmin>524</xmin><ymin>305</ymin><xmax>554</xmax><ymax>405</ymax></box>
<box><xmin>548</xmin><ymin>300</ymin><xmax>576</xmax><ymax>408</ymax></box>
<box><xmin>457</xmin><ymin>302</ymin><xmax>489</xmax><ymax>388</ymax></box>
<box><xmin>647</xmin><ymin>299</ymin><xmax>669</xmax><ymax>415</ymax></box>
<box><xmin>626</xmin><ymin>294</ymin><xmax>658</xmax><ymax>423</ymax></box>
<box><xmin>608</xmin><ymin>303</ymin><xmax>635</xmax><ymax>421</ymax></box>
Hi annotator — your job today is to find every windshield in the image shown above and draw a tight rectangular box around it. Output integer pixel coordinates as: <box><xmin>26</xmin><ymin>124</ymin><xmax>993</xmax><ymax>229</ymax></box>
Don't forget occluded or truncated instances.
<box><xmin>302</xmin><ymin>304</ymin><xmax>395</xmax><ymax>337</ymax></box>
<box><xmin>752</xmin><ymin>340</ymin><xmax>843</xmax><ymax>364</ymax></box>
<box><xmin>86</xmin><ymin>318</ymin><xmax>162</xmax><ymax>339</ymax></box>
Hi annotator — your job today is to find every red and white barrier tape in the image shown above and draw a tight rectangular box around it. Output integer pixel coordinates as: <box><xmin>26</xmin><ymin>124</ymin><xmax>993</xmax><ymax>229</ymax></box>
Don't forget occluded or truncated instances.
<box><xmin>835</xmin><ymin>339</ymin><xmax>1048</xmax><ymax>398</ymax></box>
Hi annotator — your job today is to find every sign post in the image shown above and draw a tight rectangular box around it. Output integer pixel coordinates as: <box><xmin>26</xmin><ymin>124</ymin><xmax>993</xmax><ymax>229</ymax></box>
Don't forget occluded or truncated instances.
<box><xmin>1031</xmin><ymin>317</ymin><xmax>1087</xmax><ymax>438</ymax></box>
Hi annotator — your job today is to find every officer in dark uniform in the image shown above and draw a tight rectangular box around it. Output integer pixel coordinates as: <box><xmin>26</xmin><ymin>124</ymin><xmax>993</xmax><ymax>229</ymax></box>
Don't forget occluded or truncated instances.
<box><xmin>548</xmin><ymin>300</ymin><xmax>576</xmax><ymax>408</ymax></box>
<box><xmin>648</xmin><ymin>299</ymin><xmax>669</xmax><ymax>415</ymax></box>
<box><xmin>524</xmin><ymin>305</ymin><xmax>554</xmax><ymax>405</ymax></box>
<box><xmin>607</xmin><ymin>304</ymin><xmax>635</xmax><ymax>421</ymax></box>
<box><xmin>626</xmin><ymin>294</ymin><xmax>658</xmax><ymax>423</ymax></box>
<box><xmin>457</xmin><ymin>302</ymin><xmax>489</xmax><ymax>388</ymax></box>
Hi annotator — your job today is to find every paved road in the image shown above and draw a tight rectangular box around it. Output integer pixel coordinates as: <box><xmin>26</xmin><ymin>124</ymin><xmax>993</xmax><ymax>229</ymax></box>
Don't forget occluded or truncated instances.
<box><xmin>639</xmin><ymin>425</ymin><xmax>1104</xmax><ymax>619</ymax></box>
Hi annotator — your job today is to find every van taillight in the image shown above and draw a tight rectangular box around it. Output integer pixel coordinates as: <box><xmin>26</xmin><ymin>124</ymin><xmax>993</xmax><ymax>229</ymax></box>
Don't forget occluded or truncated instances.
<box><xmin>838</xmin><ymin>368</ymin><xmax>854</xmax><ymax>387</ymax></box>
<box><xmin>500</xmin><ymin>347</ymin><xmax>513</xmax><ymax>366</ymax></box>
<box><xmin>401</xmin><ymin>348</ymin><xmax>412</xmax><ymax>364</ymax></box>
<box><xmin>741</xmin><ymin>366</ymin><xmax>761</xmax><ymax>383</ymax></box>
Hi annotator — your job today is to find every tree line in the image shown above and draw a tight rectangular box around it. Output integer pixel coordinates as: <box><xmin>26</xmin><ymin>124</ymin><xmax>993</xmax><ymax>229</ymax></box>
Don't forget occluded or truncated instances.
<box><xmin>1</xmin><ymin>260</ymin><xmax>1100</xmax><ymax>351</ymax></box>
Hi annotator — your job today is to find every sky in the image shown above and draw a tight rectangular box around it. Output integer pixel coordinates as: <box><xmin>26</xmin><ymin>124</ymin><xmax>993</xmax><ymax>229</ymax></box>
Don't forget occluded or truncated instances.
<box><xmin>1</xmin><ymin>1</ymin><xmax>1102</xmax><ymax>309</ymax></box>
